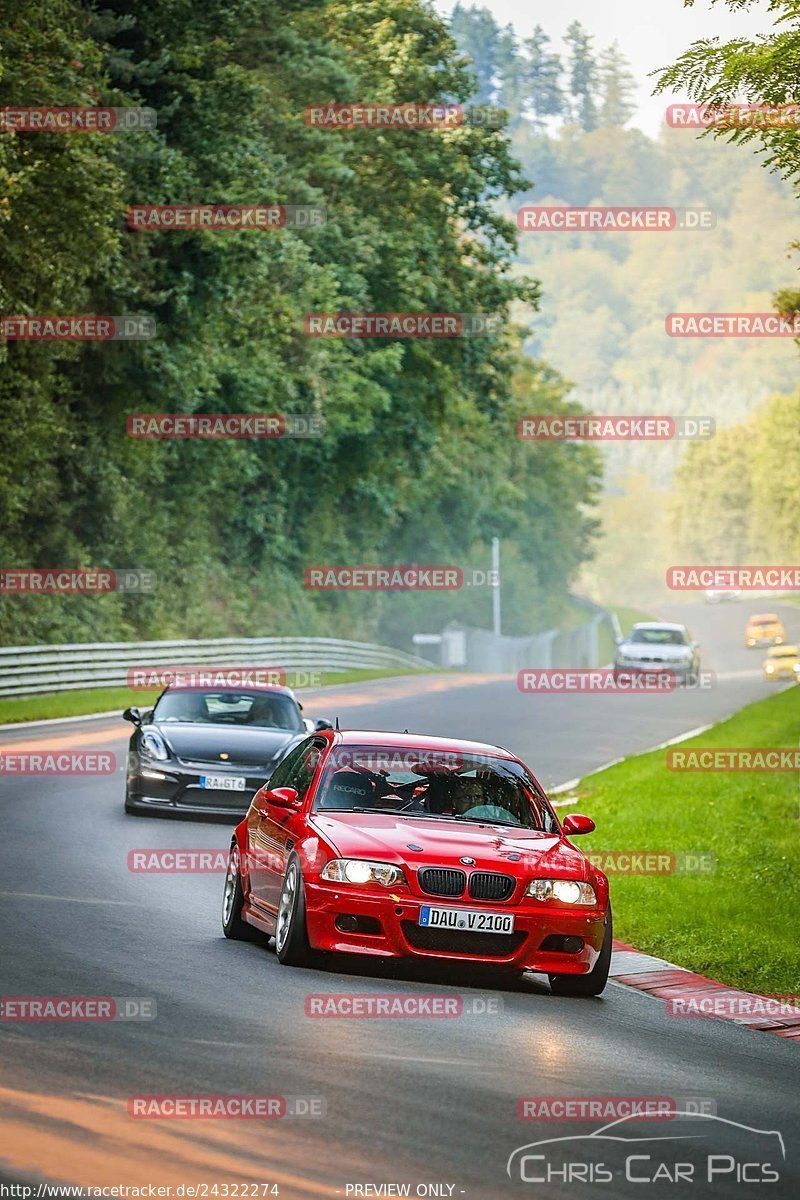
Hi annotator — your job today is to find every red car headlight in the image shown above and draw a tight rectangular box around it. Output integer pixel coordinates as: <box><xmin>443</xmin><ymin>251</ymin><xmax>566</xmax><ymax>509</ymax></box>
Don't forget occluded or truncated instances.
<box><xmin>321</xmin><ymin>859</ymin><xmax>407</xmax><ymax>887</ymax></box>
<box><xmin>527</xmin><ymin>879</ymin><xmax>597</xmax><ymax>905</ymax></box>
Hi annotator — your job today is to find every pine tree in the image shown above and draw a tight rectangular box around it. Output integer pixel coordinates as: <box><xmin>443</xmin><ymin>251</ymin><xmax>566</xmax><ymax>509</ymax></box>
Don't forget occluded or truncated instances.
<box><xmin>565</xmin><ymin>20</ymin><xmax>598</xmax><ymax>132</ymax></box>
<box><xmin>598</xmin><ymin>42</ymin><xmax>637</xmax><ymax>127</ymax></box>
<box><xmin>522</xmin><ymin>25</ymin><xmax>564</xmax><ymax>128</ymax></box>
<box><xmin>449</xmin><ymin>2</ymin><xmax>501</xmax><ymax>104</ymax></box>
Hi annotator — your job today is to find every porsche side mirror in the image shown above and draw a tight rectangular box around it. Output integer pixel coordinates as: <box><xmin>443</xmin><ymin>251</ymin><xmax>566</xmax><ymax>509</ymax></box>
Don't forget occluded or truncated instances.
<box><xmin>123</xmin><ymin>706</ymin><xmax>142</xmax><ymax>725</ymax></box>
<box><xmin>314</xmin><ymin>718</ymin><xmax>334</xmax><ymax>731</ymax></box>
<box><xmin>265</xmin><ymin>786</ymin><xmax>301</xmax><ymax>809</ymax></box>
<box><xmin>561</xmin><ymin>813</ymin><xmax>595</xmax><ymax>836</ymax></box>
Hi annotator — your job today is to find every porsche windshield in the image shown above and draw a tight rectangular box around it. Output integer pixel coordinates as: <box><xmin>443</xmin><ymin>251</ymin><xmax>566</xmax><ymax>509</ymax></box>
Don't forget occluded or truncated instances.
<box><xmin>153</xmin><ymin>689</ymin><xmax>303</xmax><ymax>730</ymax></box>
<box><xmin>314</xmin><ymin>745</ymin><xmax>556</xmax><ymax>831</ymax></box>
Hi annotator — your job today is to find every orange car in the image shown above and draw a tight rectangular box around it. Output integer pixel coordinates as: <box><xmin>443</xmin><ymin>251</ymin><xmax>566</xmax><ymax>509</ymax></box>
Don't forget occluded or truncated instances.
<box><xmin>763</xmin><ymin>645</ymin><xmax>800</xmax><ymax>681</ymax></box>
<box><xmin>744</xmin><ymin>613</ymin><xmax>786</xmax><ymax>648</ymax></box>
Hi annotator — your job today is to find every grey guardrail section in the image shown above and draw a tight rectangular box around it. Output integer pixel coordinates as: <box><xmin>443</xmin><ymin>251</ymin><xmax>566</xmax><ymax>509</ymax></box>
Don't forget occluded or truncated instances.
<box><xmin>0</xmin><ymin>637</ymin><xmax>435</xmax><ymax>697</ymax></box>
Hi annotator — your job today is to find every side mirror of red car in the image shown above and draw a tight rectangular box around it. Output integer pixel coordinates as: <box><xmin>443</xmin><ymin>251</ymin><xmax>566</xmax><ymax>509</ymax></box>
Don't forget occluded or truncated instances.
<box><xmin>561</xmin><ymin>813</ymin><xmax>595</xmax><ymax>836</ymax></box>
<box><xmin>265</xmin><ymin>786</ymin><xmax>301</xmax><ymax>809</ymax></box>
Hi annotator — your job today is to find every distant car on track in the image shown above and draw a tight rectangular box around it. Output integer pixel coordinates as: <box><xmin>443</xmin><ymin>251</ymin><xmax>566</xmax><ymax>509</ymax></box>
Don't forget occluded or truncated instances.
<box><xmin>704</xmin><ymin>588</ymin><xmax>741</xmax><ymax>603</ymax></box>
<box><xmin>744</xmin><ymin>613</ymin><xmax>785</xmax><ymax>649</ymax></box>
<box><xmin>124</xmin><ymin>684</ymin><xmax>331</xmax><ymax>817</ymax></box>
<box><xmin>613</xmin><ymin>622</ymin><xmax>700</xmax><ymax>685</ymax></box>
<box><xmin>762</xmin><ymin>644</ymin><xmax>800</xmax><ymax>681</ymax></box>
<box><xmin>222</xmin><ymin>730</ymin><xmax>612</xmax><ymax>996</ymax></box>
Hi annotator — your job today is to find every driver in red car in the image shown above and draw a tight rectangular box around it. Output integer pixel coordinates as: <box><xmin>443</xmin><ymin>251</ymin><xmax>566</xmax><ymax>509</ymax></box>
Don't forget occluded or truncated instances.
<box><xmin>452</xmin><ymin>776</ymin><xmax>517</xmax><ymax>824</ymax></box>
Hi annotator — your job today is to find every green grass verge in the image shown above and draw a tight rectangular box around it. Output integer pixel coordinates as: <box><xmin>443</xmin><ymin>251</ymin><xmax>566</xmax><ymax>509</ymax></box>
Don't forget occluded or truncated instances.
<box><xmin>0</xmin><ymin>667</ymin><xmax>440</xmax><ymax>726</ymax></box>
<box><xmin>557</xmin><ymin>685</ymin><xmax>800</xmax><ymax>993</ymax></box>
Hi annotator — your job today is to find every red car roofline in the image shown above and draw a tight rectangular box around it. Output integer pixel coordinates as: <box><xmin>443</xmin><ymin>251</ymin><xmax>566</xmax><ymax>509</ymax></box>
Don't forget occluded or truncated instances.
<box><xmin>324</xmin><ymin>728</ymin><xmax>518</xmax><ymax>759</ymax></box>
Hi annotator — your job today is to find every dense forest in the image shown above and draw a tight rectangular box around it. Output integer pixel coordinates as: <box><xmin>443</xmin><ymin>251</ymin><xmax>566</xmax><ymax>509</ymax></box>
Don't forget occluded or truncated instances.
<box><xmin>0</xmin><ymin>0</ymin><xmax>601</xmax><ymax>648</ymax></box>
<box><xmin>448</xmin><ymin>3</ymin><xmax>800</xmax><ymax>605</ymax></box>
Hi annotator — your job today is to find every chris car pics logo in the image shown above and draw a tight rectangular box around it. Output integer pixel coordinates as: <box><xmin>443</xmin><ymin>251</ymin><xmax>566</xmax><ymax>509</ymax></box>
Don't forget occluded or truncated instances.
<box><xmin>507</xmin><ymin>1112</ymin><xmax>784</xmax><ymax>1188</ymax></box>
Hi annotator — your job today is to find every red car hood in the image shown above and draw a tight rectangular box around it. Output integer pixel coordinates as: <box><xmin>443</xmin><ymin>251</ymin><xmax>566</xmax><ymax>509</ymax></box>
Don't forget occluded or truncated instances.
<box><xmin>309</xmin><ymin>812</ymin><xmax>589</xmax><ymax>880</ymax></box>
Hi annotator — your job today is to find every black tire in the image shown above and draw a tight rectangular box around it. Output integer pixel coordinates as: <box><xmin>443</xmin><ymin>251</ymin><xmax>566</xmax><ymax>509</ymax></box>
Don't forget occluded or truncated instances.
<box><xmin>549</xmin><ymin>908</ymin><xmax>612</xmax><ymax>997</ymax></box>
<box><xmin>222</xmin><ymin>841</ymin><xmax>259</xmax><ymax>941</ymax></box>
<box><xmin>275</xmin><ymin>854</ymin><xmax>314</xmax><ymax>967</ymax></box>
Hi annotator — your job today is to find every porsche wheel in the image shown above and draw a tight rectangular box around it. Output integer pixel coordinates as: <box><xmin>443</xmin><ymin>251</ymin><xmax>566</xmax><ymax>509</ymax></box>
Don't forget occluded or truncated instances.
<box><xmin>275</xmin><ymin>854</ymin><xmax>313</xmax><ymax>967</ymax></box>
<box><xmin>549</xmin><ymin>909</ymin><xmax>612</xmax><ymax>997</ymax></box>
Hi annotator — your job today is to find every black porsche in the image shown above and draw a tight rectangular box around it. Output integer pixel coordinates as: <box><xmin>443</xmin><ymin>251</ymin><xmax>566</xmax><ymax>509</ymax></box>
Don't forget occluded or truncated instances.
<box><xmin>123</xmin><ymin>684</ymin><xmax>331</xmax><ymax>817</ymax></box>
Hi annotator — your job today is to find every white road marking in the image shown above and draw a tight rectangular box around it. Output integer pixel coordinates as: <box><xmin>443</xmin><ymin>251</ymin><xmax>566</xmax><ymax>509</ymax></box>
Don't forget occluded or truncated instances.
<box><xmin>0</xmin><ymin>890</ymin><xmax>143</xmax><ymax>906</ymax></box>
<box><xmin>345</xmin><ymin>1051</ymin><xmax>480</xmax><ymax>1065</ymax></box>
<box><xmin>550</xmin><ymin>723</ymin><xmax>715</xmax><ymax>795</ymax></box>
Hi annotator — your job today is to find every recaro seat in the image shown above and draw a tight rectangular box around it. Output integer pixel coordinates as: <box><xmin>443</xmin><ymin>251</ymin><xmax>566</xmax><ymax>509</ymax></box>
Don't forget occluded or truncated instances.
<box><xmin>319</xmin><ymin>770</ymin><xmax>375</xmax><ymax>810</ymax></box>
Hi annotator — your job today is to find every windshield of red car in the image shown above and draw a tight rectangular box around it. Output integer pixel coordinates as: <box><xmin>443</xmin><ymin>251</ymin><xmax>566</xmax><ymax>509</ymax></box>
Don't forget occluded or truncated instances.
<box><xmin>153</xmin><ymin>689</ymin><xmax>303</xmax><ymax>731</ymax></box>
<box><xmin>313</xmin><ymin>745</ymin><xmax>557</xmax><ymax>831</ymax></box>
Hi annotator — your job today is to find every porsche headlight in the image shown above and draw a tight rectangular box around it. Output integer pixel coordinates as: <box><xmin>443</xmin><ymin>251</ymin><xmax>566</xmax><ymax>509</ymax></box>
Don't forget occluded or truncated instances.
<box><xmin>140</xmin><ymin>730</ymin><xmax>169</xmax><ymax>761</ymax></box>
<box><xmin>321</xmin><ymin>859</ymin><xmax>407</xmax><ymax>887</ymax></box>
<box><xmin>527</xmin><ymin>878</ymin><xmax>597</xmax><ymax>905</ymax></box>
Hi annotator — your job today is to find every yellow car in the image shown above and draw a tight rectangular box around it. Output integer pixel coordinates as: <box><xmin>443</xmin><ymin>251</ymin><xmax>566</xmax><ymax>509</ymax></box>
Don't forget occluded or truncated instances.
<box><xmin>745</xmin><ymin>613</ymin><xmax>786</xmax><ymax>648</ymax></box>
<box><xmin>763</xmin><ymin>644</ymin><xmax>800</xmax><ymax>681</ymax></box>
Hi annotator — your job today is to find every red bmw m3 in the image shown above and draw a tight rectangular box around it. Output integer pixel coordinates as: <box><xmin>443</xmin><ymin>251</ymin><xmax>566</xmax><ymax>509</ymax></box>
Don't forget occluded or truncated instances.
<box><xmin>222</xmin><ymin>730</ymin><xmax>612</xmax><ymax>995</ymax></box>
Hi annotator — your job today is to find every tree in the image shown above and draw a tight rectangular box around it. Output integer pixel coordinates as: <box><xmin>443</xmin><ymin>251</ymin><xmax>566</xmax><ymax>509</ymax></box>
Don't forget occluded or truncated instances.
<box><xmin>496</xmin><ymin>24</ymin><xmax>524</xmax><ymax>122</ymax></box>
<box><xmin>449</xmin><ymin>3</ymin><xmax>501</xmax><ymax>104</ymax></box>
<box><xmin>0</xmin><ymin>0</ymin><xmax>605</xmax><ymax>647</ymax></box>
<box><xmin>565</xmin><ymin>20</ymin><xmax>599</xmax><ymax>132</ymax></box>
<box><xmin>522</xmin><ymin>26</ymin><xmax>565</xmax><ymax>128</ymax></box>
<box><xmin>656</xmin><ymin>0</ymin><xmax>800</xmax><ymax>317</ymax></box>
<box><xmin>598</xmin><ymin>42</ymin><xmax>637</xmax><ymax>127</ymax></box>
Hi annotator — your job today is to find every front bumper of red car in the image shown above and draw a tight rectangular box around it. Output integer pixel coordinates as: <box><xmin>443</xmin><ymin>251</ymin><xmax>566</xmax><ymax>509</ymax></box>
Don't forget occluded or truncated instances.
<box><xmin>304</xmin><ymin>880</ymin><xmax>609</xmax><ymax>975</ymax></box>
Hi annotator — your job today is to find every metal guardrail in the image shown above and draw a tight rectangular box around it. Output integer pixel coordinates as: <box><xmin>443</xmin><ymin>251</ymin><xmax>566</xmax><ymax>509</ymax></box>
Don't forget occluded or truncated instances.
<box><xmin>0</xmin><ymin>637</ymin><xmax>434</xmax><ymax>697</ymax></box>
<box><xmin>421</xmin><ymin>599</ymin><xmax>620</xmax><ymax>672</ymax></box>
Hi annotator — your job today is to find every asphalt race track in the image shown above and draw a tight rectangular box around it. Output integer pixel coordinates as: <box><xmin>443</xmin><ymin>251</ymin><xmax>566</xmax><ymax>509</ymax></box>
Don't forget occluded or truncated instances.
<box><xmin>1</xmin><ymin>601</ymin><xmax>798</xmax><ymax>1198</ymax></box>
